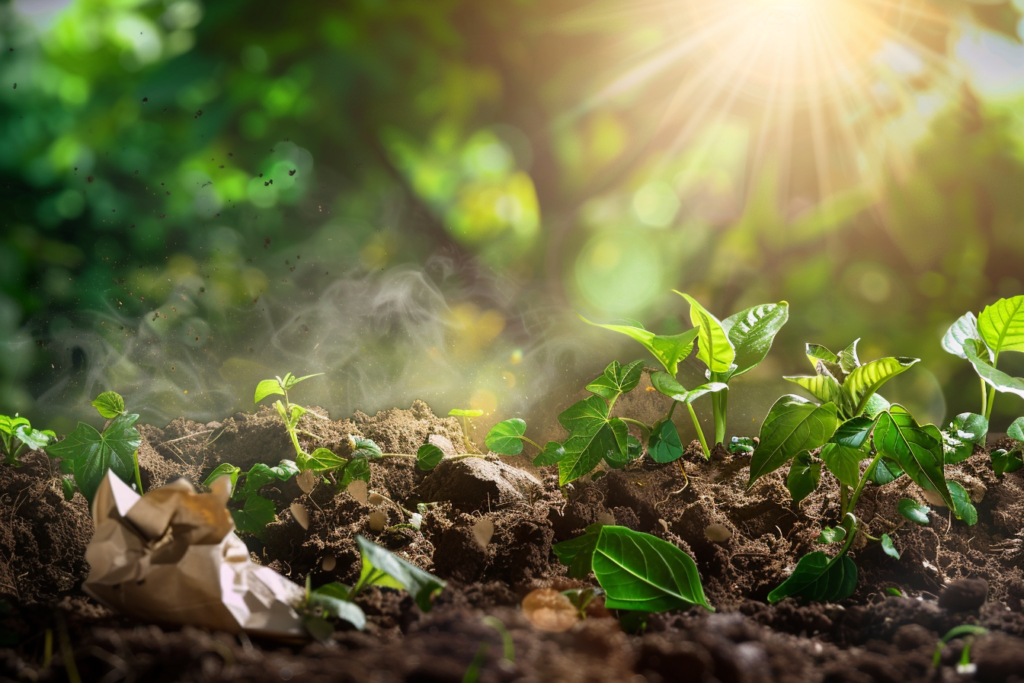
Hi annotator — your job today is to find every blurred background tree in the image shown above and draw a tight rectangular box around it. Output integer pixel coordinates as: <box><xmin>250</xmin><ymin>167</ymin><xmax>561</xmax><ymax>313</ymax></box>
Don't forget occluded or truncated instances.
<box><xmin>2</xmin><ymin>0</ymin><xmax>1024</xmax><ymax>435</ymax></box>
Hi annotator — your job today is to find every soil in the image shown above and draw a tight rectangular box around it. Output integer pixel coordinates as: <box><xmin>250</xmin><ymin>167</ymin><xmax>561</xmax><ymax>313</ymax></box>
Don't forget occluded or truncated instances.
<box><xmin>3</xmin><ymin>401</ymin><xmax>1024</xmax><ymax>682</ymax></box>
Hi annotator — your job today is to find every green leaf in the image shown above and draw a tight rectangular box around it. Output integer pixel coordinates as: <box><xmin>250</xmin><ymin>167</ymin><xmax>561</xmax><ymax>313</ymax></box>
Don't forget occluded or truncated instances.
<box><xmin>963</xmin><ymin>338</ymin><xmax>1024</xmax><ymax>400</ymax></box>
<box><xmin>533</xmin><ymin>441</ymin><xmax>566</xmax><ymax>467</ymax></box>
<box><xmin>254</xmin><ymin>379</ymin><xmax>284</xmax><ymax>404</ymax></box>
<box><xmin>448</xmin><ymin>408</ymin><xmax>483</xmax><ymax>417</ymax></box>
<box><xmin>816</xmin><ymin>526</ymin><xmax>846</xmax><ymax>544</ymax></box>
<box><xmin>552</xmin><ymin>524</ymin><xmax>601</xmax><ymax>579</ymax></box>
<box><xmin>748</xmin><ymin>396</ymin><xmax>839</xmax><ymax>487</ymax></box>
<box><xmin>870</xmin><ymin>457</ymin><xmax>903</xmax><ymax>485</ymax></box>
<box><xmin>820</xmin><ymin>444</ymin><xmax>863</xmax><ymax>489</ymax></box>
<box><xmin>838</xmin><ymin>339</ymin><xmax>861</xmax><ymax>375</ymax></box>
<box><xmin>784</xmin><ymin>373</ymin><xmax>842</xmax><ymax>406</ymax></box>
<box><xmin>806</xmin><ymin>343</ymin><xmax>839</xmax><ymax>368</ymax></box>
<box><xmin>44</xmin><ymin>414</ymin><xmax>142</xmax><ymax>503</ymax></box>
<box><xmin>647</xmin><ymin>419</ymin><xmax>683</xmax><ymax>464</ymax></box>
<box><xmin>897</xmin><ymin>498</ymin><xmax>930</xmax><ymax>525</ymax></box>
<box><xmin>585</xmin><ymin>360</ymin><xmax>644</xmax><ymax>401</ymax></box>
<box><xmin>556</xmin><ymin>397</ymin><xmax>628</xmax><ymax>485</ymax></box>
<box><xmin>947</xmin><ymin>481</ymin><xmax>978</xmax><ymax>526</ymax></box>
<box><xmin>831</xmin><ymin>416</ymin><xmax>876</xmax><ymax>449</ymax></box>
<box><xmin>355</xmin><ymin>536</ymin><xmax>446</xmax><ymax>612</ymax></box>
<box><xmin>484</xmin><ymin>418</ymin><xmax>527</xmax><ymax>455</ymax></box>
<box><xmin>349</xmin><ymin>436</ymin><xmax>383</xmax><ymax>460</ymax></box>
<box><xmin>874</xmin><ymin>407</ymin><xmax>952</xmax><ymax>508</ymax></box>
<box><xmin>283</xmin><ymin>372</ymin><xmax>323</xmax><ymax>389</ymax></box>
<box><xmin>308</xmin><ymin>583</ymin><xmax>366</xmax><ymax>630</ymax></box>
<box><xmin>978</xmin><ymin>295</ymin><xmax>1024</xmax><ymax>355</ymax></box>
<box><xmin>944</xmin><ymin>413</ymin><xmax>988</xmax><ymax>464</ymax></box>
<box><xmin>61</xmin><ymin>477</ymin><xmax>75</xmax><ymax>501</ymax></box>
<box><xmin>787</xmin><ymin>451</ymin><xmax>821</xmax><ymax>504</ymax></box>
<box><xmin>990</xmin><ymin>449</ymin><xmax>1023</xmax><ymax>476</ymax></box>
<box><xmin>339</xmin><ymin>458</ymin><xmax>371</xmax><ymax>488</ymax></box>
<box><xmin>943</xmin><ymin>312</ymin><xmax>985</xmax><ymax>360</ymax></box>
<box><xmin>863</xmin><ymin>394</ymin><xmax>891</xmax><ymax>418</ymax></box>
<box><xmin>231</xmin><ymin>495</ymin><xmax>277</xmax><ymax>535</ymax></box>
<box><xmin>91</xmin><ymin>391</ymin><xmax>125</xmax><ymax>419</ymax></box>
<box><xmin>416</xmin><ymin>443</ymin><xmax>445</xmax><ymax>470</ymax></box>
<box><xmin>880</xmin><ymin>534</ymin><xmax>900</xmax><ymax>560</ymax></box>
<box><xmin>767</xmin><ymin>551</ymin><xmax>857</xmax><ymax>604</ymax></box>
<box><xmin>721</xmin><ymin>302</ymin><xmax>789</xmax><ymax>378</ymax></box>
<box><xmin>578</xmin><ymin>314</ymin><xmax>699</xmax><ymax>375</ymax></box>
<box><xmin>239</xmin><ymin>461</ymin><xmax>299</xmax><ymax>499</ymax></box>
<box><xmin>675</xmin><ymin>292</ymin><xmax>735</xmax><ymax>374</ymax></box>
<box><xmin>842</xmin><ymin>357</ymin><xmax>919</xmax><ymax>418</ymax></box>
<box><xmin>593</xmin><ymin>526</ymin><xmax>713</xmax><ymax>612</ymax></box>
<box><xmin>650</xmin><ymin>372</ymin><xmax>729</xmax><ymax>404</ymax></box>
<box><xmin>204</xmin><ymin>463</ymin><xmax>242</xmax><ymax>493</ymax></box>
<box><xmin>885</xmin><ymin>587</ymin><xmax>904</xmax><ymax>597</ymax></box>
<box><xmin>1008</xmin><ymin>417</ymin><xmax>1024</xmax><ymax>442</ymax></box>
<box><xmin>13</xmin><ymin>425</ymin><xmax>55</xmax><ymax>450</ymax></box>
<box><xmin>305</xmin><ymin>447</ymin><xmax>348</xmax><ymax>471</ymax></box>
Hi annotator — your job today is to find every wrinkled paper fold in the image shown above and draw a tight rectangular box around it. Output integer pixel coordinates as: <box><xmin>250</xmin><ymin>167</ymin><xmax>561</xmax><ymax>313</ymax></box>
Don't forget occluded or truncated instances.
<box><xmin>84</xmin><ymin>471</ymin><xmax>305</xmax><ymax>637</ymax></box>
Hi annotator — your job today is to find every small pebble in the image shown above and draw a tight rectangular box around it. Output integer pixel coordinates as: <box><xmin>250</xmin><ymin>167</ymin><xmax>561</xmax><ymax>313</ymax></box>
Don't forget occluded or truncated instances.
<box><xmin>704</xmin><ymin>523</ymin><xmax>732</xmax><ymax>543</ymax></box>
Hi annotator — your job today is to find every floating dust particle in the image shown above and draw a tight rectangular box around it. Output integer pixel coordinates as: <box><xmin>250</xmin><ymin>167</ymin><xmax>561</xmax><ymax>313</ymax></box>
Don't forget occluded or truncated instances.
<box><xmin>290</xmin><ymin>503</ymin><xmax>309</xmax><ymax>530</ymax></box>
<box><xmin>521</xmin><ymin>589</ymin><xmax>579</xmax><ymax>632</ymax></box>
<box><xmin>472</xmin><ymin>518</ymin><xmax>494</xmax><ymax>549</ymax></box>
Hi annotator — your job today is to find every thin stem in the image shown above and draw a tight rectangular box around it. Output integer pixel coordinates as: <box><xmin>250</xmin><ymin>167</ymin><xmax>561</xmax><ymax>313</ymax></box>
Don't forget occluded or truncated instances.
<box><xmin>984</xmin><ymin>352</ymin><xmax>999</xmax><ymax>421</ymax></box>
<box><xmin>847</xmin><ymin>448</ymin><xmax>884</xmax><ymax>515</ymax></box>
<box><xmin>132</xmin><ymin>449</ymin><xmax>144</xmax><ymax>494</ymax></box>
<box><xmin>666</xmin><ymin>401</ymin><xmax>677</xmax><ymax>420</ymax></box>
<box><xmin>980</xmin><ymin>377</ymin><xmax>988</xmax><ymax>418</ymax></box>
<box><xmin>520</xmin><ymin>436</ymin><xmax>542</xmax><ymax>451</ymax></box>
<box><xmin>619</xmin><ymin>417</ymin><xmax>652</xmax><ymax>438</ymax></box>
<box><xmin>686</xmin><ymin>403</ymin><xmax>711</xmax><ymax>459</ymax></box>
<box><xmin>713</xmin><ymin>389</ymin><xmax>728</xmax><ymax>446</ymax></box>
<box><xmin>840</xmin><ymin>485</ymin><xmax>849</xmax><ymax>518</ymax></box>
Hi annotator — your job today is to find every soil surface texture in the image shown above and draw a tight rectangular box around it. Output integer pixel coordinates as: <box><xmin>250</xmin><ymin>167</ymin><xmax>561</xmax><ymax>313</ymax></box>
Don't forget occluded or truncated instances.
<box><xmin>2</xmin><ymin>401</ymin><xmax>1024</xmax><ymax>683</ymax></box>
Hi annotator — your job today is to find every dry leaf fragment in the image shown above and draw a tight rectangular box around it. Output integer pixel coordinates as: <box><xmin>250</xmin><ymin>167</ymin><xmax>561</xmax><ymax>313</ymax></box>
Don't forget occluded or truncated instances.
<box><xmin>297</xmin><ymin>470</ymin><xmax>315</xmax><ymax>494</ymax></box>
<box><xmin>290</xmin><ymin>503</ymin><xmax>309</xmax><ymax>530</ymax></box>
<box><xmin>522</xmin><ymin>588</ymin><xmax>579</xmax><ymax>632</ymax></box>
<box><xmin>921</xmin><ymin>488</ymin><xmax>947</xmax><ymax>508</ymax></box>
<box><xmin>322</xmin><ymin>554</ymin><xmax>336</xmax><ymax>572</ymax></box>
<box><xmin>347</xmin><ymin>480</ymin><xmax>368</xmax><ymax>505</ymax></box>
<box><xmin>368</xmin><ymin>510</ymin><xmax>387</xmax><ymax>532</ymax></box>
<box><xmin>472</xmin><ymin>518</ymin><xmax>494</xmax><ymax>549</ymax></box>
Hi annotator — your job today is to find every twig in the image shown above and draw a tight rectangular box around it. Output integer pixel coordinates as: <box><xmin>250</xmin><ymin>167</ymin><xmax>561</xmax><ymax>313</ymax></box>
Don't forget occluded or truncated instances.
<box><xmin>158</xmin><ymin>430</ymin><xmax>213</xmax><ymax>446</ymax></box>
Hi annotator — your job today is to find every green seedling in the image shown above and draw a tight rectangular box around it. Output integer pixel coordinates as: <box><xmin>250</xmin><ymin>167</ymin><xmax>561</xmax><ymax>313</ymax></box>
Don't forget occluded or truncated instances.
<box><xmin>0</xmin><ymin>414</ymin><xmax>55</xmax><ymax>466</ymax></box>
<box><xmin>561</xmin><ymin>587</ymin><xmax>603</xmax><ymax>619</ymax></box>
<box><xmin>943</xmin><ymin>295</ymin><xmax>1024</xmax><ymax>421</ymax></box>
<box><xmin>45</xmin><ymin>391</ymin><xmax>143</xmax><ymax>503</ymax></box>
<box><xmin>448</xmin><ymin>408</ymin><xmax>483</xmax><ymax>452</ymax></box>
<box><xmin>552</xmin><ymin>525</ymin><xmax>713</xmax><ymax>613</ymax></box>
<box><xmin>991</xmin><ymin>417</ymin><xmax>1024</xmax><ymax>475</ymax></box>
<box><xmin>582</xmin><ymin>293</ymin><xmax>789</xmax><ymax>447</ymax></box>
<box><xmin>933</xmin><ymin>625</ymin><xmax>987</xmax><ymax>671</ymax></box>
<box><xmin>298</xmin><ymin>535</ymin><xmax>446</xmax><ymax>642</ymax></box>
<box><xmin>751</xmin><ymin>344</ymin><xmax>977</xmax><ymax>603</ymax></box>
<box><xmin>884</xmin><ymin>587</ymin><xmax>904</xmax><ymax>597</ymax></box>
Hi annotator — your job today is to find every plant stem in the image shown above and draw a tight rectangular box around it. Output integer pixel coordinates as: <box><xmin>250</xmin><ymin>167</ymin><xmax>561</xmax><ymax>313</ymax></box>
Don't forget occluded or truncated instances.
<box><xmin>686</xmin><ymin>403</ymin><xmax>711</xmax><ymax>459</ymax></box>
<box><xmin>132</xmin><ymin>449</ymin><xmax>144</xmax><ymax>494</ymax></box>
<box><xmin>712</xmin><ymin>389</ymin><xmax>728</xmax><ymax>446</ymax></box>
<box><xmin>520</xmin><ymin>436</ymin><xmax>543</xmax><ymax>451</ymax></box>
<box><xmin>840</xmin><ymin>485</ymin><xmax>849</xmax><ymax>518</ymax></box>
<box><xmin>847</xmin><ymin>449</ymin><xmax>884</xmax><ymax>515</ymax></box>
<box><xmin>984</xmin><ymin>352</ymin><xmax>1000</xmax><ymax>421</ymax></box>
<box><xmin>980</xmin><ymin>377</ymin><xmax>988</xmax><ymax>418</ymax></box>
<box><xmin>666</xmin><ymin>401</ymin><xmax>677</xmax><ymax>420</ymax></box>
<box><xmin>619</xmin><ymin>417</ymin><xmax>651</xmax><ymax>438</ymax></box>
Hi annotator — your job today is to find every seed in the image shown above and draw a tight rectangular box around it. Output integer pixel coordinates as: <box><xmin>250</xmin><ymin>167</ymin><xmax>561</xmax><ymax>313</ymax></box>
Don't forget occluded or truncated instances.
<box><xmin>290</xmin><ymin>503</ymin><xmax>309</xmax><ymax>530</ymax></box>
<box><xmin>521</xmin><ymin>588</ymin><xmax>578</xmax><ymax>632</ymax></box>
<box><xmin>368</xmin><ymin>492</ymin><xmax>385</xmax><ymax>506</ymax></box>
<box><xmin>368</xmin><ymin>510</ymin><xmax>387</xmax><ymax>532</ymax></box>
<box><xmin>346</xmin><ymin>480</ymin><xmax>368</xmax><ymax>505</ymax></box>
<box><xmin>472</xmin><ymin>518</ymin><xmax>494</xmax><ymax>549</ymax></box>
<box><xmin>704</xmin><ymin>523</ymin><xmax>732</xmax><ymax>543</ymax></box>
<box><xmin>297</xmin><ymin>470</ymin><xmax>315</xmax><ymax>493</ymax></box>
<box><xmin>322</xmin><ymin>554</ymin><xmax>336</xmax><ymax>572</ymax></box>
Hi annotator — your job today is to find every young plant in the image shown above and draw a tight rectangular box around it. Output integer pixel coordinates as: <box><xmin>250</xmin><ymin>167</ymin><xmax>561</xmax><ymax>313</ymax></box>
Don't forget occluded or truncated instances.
<box><xmin>45</xmin><ymin>391</ymin><xmax>143</xmax><ymax>503</ymax></box>
<box><xmin>991</xmin><ymin>417</ymin><xmax>1024</xmax><ymax>475</ymax></box>
<box><xmin>582</xmin><ymin>292</ymin><xmax>789</xmax><ymax>446</ymax></box>
<box><xmin>751</xmin><ymin>342</ymin><xmax>976</xmax><ymax>604</ymax></box>
<box><xmin>298</xmin><ymin>535</ymin><xmax>446</xmax><ymax>641</ymax></box>
<box><xmin>943</xmin><ymin>295</ymin><xmax>1024</xmax><ymax>421</ymax></box>
<box><xmin>0</xmin><ymin>414</ymin><xmax>55</xmax><ymax>466</ymax></box>
<box><xmin>552</xmin><ymin>525</ymin><xmax>713</xmax><ymax>613</ymax></box>
<box><xmin>448</xmin><ymin>408</ymin><xmax>483</xmax><ymax>452</ymax></box>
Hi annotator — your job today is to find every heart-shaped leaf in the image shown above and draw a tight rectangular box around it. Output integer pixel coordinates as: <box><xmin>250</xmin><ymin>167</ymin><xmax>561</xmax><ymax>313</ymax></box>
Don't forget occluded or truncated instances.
<box><xmin>978</xmin><ymin>295</ymin><xmax>1024</xmax><ymax>355</ymax></box>
<box><xmin>14</xmin><ymin>425</ymin><xmax>55</xmax><ymax>451</ymax></box>
<box><xmin>721</xmin><ymin>302</ymin><xmax>789</xmax><ymax>378</ymax></box>
<box><xmin>947</xmin><ymin>481</ymin><xmax>978</xmax><ymax>525</ymax></box>
<box><xmin>748</xmin><ymin>395</ymin><xmax>839</xmax><ymax>487</ymax></box>
<box><xmin>593</xmin><ymin>526</ymin><xmax>713</xmax><ymax>612</ymax></box>
<box><xmin>254</xmin><ymin>379</ymin><xmax>285</xmax><ymax>404</ymax></box>
<box><xmin>816</xmin><ymin>526</ymin><xmax>846</xmax><ymax>544</ymax></box>
<box><xmin>990</xmin><ymin>448</ymin><xmax>1023</xmax><ymax>476</ymax></box>
<box><xmin>534</xmin><ymin>441</ymin><xmax>566</xmax><ymax>467</ymax></box>
<box><xmin>416</xmin><ymin>444</ymin><xmax>445</xmax><ymax>470</ymax></box>
<box><xmin>557</xmin><ymin>396</ymin><xmax>628</xmax><ymax>485</ymax></box>
<box><xmin>943</xmin><ymin>312</ymin><xmax>986</xmax><ymax>360</ymax></box>
<box><xmin>484</xmin><ymin>418</ymin><xmax>527</xmax><ymax>455</ymax></box>
<box><xmin>943</xmin><ymin>412</ymin><xmax>988</xmax><ymax>464</ymax></box>
<box><xmin>1008</xmin><ymin>417</ymin><xmax>1024</xmax><ymax>442</ymax></box>
<box><xmin>586</xmin><ymin>360</ymin><xmax>644</xmax><ymax>401</ymax></box>
<box><xmin>578</xmin><ymin>315</ymin><xmax>699</xmax><ymax>376</ymax></box>
<box><xmin>897</xmin><ymin>498</ymin><xmax>930</xmax><ymax>525</ymax></box>
<box><xmin>880</xmin><ymin>534</ymin><xmax>900</xmax><ymax>560</ymax></box>
<box><xmin>676</xmin><ymin>292</ymin><xmax>735</xmax><ymax>374</ymax></box>
<box><xmin>650</xmin><ymin>372</ymin><xmax>729</xmax><ymax>405</ymax></box>
<box><xmin>232</xmin><ymin>494</ymin><xmax>277</xmax><ymax>535</ymax></box>
<box><xmin>307</xmin><ymin>583</ymin><xmax>366</xmax><ymax>630</ymax></box>
<box><xmin>874</xmin><ymin>407</ymin><xmax>952</xmax><ymax>508</ymax></box>
<box><xmin>45</xmin><ymin>414</ymin><xmax>142</xmax><ymax>503</ymax></box>
<box><xmin>355</xmin><ymin>536</ymin><xmax>446</xmax><ymax>612</ymax></box>
<box><xmin>767</xmin><ymin>551</ymin><xmax>857</xmax><ymax>604</ymax></box>
<box><xmin>787</xmin><ymin>451</ymin><xmax>821</xmax><ymax>504</ymax></box>
<box><xmin>204</xmin><ymin>463</ymin><xmax>242</xmax><ymax>494</ymax></box>
<box><xmin>819</xmin><ymin>444</ymin><xmax>864</xmax><ymax>489</ymax></box>
<box><xmin>91</xmin><ymin>391</ymin><xmax>126</xmax><ymax>419</ymax></box>
<box><xmin>648</xmin><ymin>419</ymin><xmax>683</xmax><ymax>464</ymax></box>
<box><xmin>552</xmin><ymin>524</ymin><xmax>601</xmax><ymax>579</ymax></box>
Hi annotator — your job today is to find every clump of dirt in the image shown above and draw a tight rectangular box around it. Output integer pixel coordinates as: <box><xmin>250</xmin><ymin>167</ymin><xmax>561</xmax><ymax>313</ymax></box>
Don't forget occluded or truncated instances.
<box><xmin>0</xmin><ymin>451</ymin><xmax>92</xmax><ymax>605</ymax></box>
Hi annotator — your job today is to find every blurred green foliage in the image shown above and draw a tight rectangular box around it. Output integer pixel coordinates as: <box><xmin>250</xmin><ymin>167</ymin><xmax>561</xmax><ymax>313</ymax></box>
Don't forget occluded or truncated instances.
<box><xmin>2</xmin><ymin>0</ymin><xmax>1024</xmax><ymax>431</ymax></box>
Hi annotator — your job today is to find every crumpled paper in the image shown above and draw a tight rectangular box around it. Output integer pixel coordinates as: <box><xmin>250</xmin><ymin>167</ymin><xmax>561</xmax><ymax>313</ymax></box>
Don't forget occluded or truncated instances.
<box><xmin>83</xmin><ymin>471</ymin><xmax>306</xmax><ymax>637</ymax></box>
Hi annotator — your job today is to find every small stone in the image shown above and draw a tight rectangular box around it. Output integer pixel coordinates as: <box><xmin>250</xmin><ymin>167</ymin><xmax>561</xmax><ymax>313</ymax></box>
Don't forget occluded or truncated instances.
<box><xmin>321</xmin><ymin>554</ymin><xmax>336</xmax><ymax>571</ymax></box>
<box><xmin>414</xmin><ymin>457</ymin><xmax>541</xmax><ymax>512</ymax></box>
<box><xmin>704</xmin><ymin>523</ymin><xmax>732</xmax><ymax>543</ymax></box>
<box><xmin>939</xmin><ymin>578</ymin><xmax>988</xmax><ymax>612</ymax></box>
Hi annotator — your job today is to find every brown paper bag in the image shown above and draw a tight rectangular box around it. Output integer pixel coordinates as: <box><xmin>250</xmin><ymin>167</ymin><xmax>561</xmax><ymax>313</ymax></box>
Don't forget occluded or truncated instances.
<box><xmin>83</xmin><ymin>471</ymin><xmax>305</xmax><ymax>637</ymax></box>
